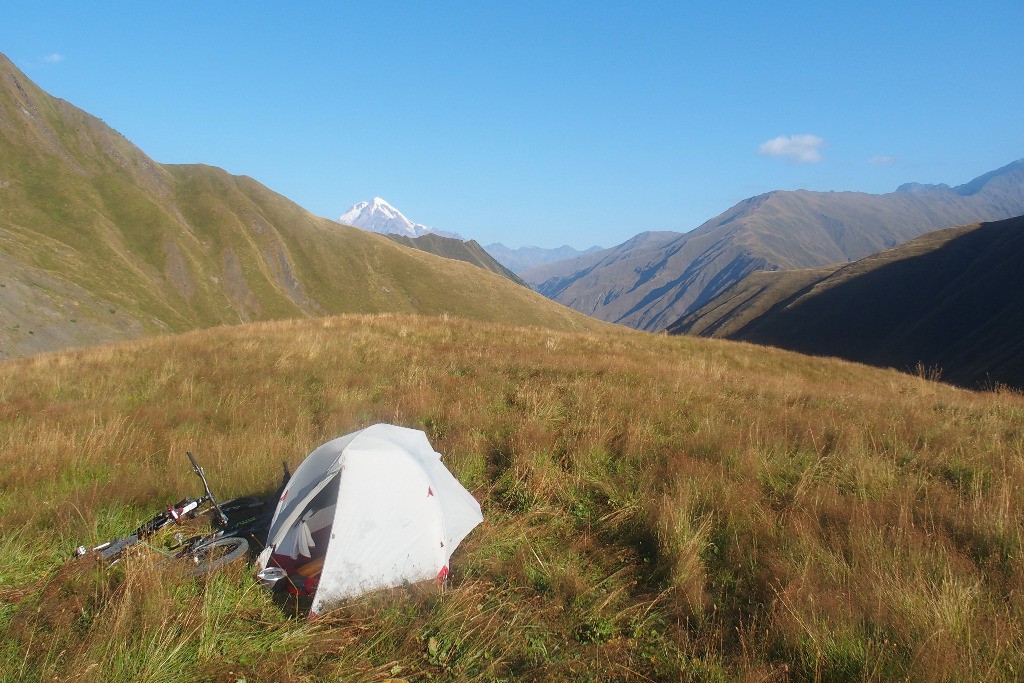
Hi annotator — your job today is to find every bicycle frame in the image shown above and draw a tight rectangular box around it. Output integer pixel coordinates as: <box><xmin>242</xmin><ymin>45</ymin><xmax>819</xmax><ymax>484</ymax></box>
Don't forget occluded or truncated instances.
<box><xmin>187</xmin><ymin>451</ymin><xmax>228</xmax><ymax>527</ymax></box>
<box><xmin>74</xmin><ymin>451</ymin><xmax>282</xmax><ymax>575</ymax></box>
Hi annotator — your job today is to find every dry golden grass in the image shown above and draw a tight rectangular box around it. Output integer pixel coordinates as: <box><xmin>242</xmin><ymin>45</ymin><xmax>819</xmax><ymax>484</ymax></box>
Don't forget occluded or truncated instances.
<box><xmin>1</xmin><ymin>312</ymin><xmax>1022</xmax><ymax>681</ymax></box>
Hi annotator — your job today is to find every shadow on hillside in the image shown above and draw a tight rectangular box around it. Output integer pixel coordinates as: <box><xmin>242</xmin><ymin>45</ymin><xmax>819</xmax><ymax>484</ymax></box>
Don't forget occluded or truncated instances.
<box><xmin>732</xmin><ymin>218</ymin><xmax>1024</xmax><ymax>390</ymax></box>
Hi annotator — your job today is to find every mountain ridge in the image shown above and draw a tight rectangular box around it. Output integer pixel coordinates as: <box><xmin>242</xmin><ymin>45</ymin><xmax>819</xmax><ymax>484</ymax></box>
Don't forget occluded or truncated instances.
<box><xmin>338</xmin><ymin>197</ymin><xmax>603</xmax><ymax>275</ymax></box>
<box><xmin>383</xmin><ymin>232</ymin><xmax>526</xmax><ymax>285</ymax></box>
<box><xmin>0</xmin><ymin>52</ymin><xmax>603</xmax><ymax>358</ymax></box>
<box><xmin>523</xmin><ymin>161</ymin><xmax>1024</xmax><ymax>331</ymax></box>
<box><xmin>483</xmin><ymin>243</ymin><xmax>604</xmax><ymax>274</ymax></box>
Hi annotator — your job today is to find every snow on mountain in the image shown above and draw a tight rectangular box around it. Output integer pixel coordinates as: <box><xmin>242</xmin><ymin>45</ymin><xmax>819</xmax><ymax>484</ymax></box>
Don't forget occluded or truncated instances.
<box><xmin>339</xmin><ymin>197</ymin><xmax>462</xmax><ymax>239</ymax></box>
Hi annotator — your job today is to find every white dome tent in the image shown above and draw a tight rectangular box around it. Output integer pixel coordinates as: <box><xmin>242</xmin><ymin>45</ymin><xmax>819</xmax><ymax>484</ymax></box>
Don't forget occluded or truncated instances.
<box><xmin>255</xmin><ymin>424</ymin><xmax>483</xmax><ymax>616</ymax></box>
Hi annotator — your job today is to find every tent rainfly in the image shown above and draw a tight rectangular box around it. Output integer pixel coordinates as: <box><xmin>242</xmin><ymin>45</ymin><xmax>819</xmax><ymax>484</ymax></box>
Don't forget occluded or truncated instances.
<box><xmin>255</xmin><ymin>424</ymin><xmax>483</xmax><ymax>615</ymax></box>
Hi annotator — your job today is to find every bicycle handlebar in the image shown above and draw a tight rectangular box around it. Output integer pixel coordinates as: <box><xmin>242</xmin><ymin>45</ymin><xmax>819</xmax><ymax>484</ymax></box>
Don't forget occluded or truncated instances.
<box><xmin>186</xmin><ymin>451</ymin><xmax>228</xmax><ymax>527</ymax></box>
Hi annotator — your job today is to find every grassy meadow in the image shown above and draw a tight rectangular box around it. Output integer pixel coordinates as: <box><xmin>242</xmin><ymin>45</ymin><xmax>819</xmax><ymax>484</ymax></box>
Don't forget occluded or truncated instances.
<box><xmin>0</xmin><ymin>313</ymin><xmax>1022</xmax><ymax>681</ymax></box>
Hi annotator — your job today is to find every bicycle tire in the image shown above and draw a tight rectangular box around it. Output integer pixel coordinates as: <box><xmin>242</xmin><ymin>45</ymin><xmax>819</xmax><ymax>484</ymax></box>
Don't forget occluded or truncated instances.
<box><xmin>186</xmin><ymin>536</ymin><xmax>248</xmax><ymax>577</ymax></box>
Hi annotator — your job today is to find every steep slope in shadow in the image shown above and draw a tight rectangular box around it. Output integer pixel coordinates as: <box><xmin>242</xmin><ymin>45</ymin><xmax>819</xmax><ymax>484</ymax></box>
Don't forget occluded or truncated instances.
<box><xmin>677</xmin><ymin>217</ymin><xmax>1024</xmax><ymax>389</ymax></box>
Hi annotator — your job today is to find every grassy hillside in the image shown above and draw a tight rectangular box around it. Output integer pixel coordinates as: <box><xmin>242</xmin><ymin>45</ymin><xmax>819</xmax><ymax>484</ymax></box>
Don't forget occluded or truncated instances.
<box><xmin>1</xmin><ymin>314</ymin><xmax>1022</xmax><ymax>681</ymax></box>
<box><xmin>384</xmin><ymin>232</ymin><xmax>527</xmax><ymax>285</ymax></box>
<box><xmin>671</xmin><ymin>217</ymin><xmax>1024</xmax><ymax>390</ymax></box>
<box><xmin>0</xmin><ymin>52</ymin><xmax>600</xmax><ymax>359</ymax></box>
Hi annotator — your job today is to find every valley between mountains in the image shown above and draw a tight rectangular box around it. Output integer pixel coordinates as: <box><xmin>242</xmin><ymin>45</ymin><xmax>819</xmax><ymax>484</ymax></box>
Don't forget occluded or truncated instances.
<box><xmin>4</xmin><ymin>43</ymin><xmax>1023</xmax><ymax>385</ymax></box>
<box><xmin>523</xmin><ymin>160</ymin><xmax>1024</xmax><ymax>332</ymax></box>
<box><xmin>2</xmin><ymin>45</ymin><xmax>1024</xmax><ymax>683</ymax></box>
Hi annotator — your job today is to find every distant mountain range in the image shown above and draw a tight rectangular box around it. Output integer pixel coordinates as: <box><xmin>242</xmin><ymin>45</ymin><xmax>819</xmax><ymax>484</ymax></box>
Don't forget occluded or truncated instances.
<box><xmin>670</xmin><ymin>216</ymin><xmax>1024</xmax><ymax>389</ymax></box>
<box><xmin>0</xmin><ymin>52</ymin><xmax>601</xmax><ymax>358</ymax></box>
<box><xmin>483</xmin><ymin>243</ymin><xmax>604</xmax><ymax>275</ymax></box>
<box><xmin>339</xmin><ymin>197</ymin><xmax>601</xmax><ymax>274</ymax></box>
<box><xmin>523</xmin><ymin>160</ymin><xmax>1024</xmax><ymax>331</ymax></box>
<box><xmin>337</xmin><ymin>198</ymin><xmax>526</xmax><ymax>283</ymax></box>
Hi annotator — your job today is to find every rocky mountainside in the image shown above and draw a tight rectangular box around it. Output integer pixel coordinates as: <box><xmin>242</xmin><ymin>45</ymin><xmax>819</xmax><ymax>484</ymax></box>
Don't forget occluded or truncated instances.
<box><xmin>670</xmin><ymin>216</ymin><xmax>1024</xmax><ymax>389</ymax></box>
<box><xmin>0</xmin><ymin>53</ymin><xmax>601</xmax><ymax>359</ymax></box>
<box><xmin>523</xmin><ymin>161</ymin><xmax>1024</xmax><ymax>331</ymax></box>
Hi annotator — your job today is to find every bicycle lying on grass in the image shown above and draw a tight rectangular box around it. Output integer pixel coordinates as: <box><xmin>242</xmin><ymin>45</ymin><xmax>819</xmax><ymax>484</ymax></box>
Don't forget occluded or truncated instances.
<box><xmin>74</xmin><ymin>452</ymin><xmax>285</xmax><ymax>577</ymax></box>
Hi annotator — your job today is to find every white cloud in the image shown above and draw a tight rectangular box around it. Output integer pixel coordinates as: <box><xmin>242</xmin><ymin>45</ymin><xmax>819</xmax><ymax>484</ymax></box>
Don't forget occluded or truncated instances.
<box><xmin>869</xmin><ymin>155</ymin><xmax>897</xmax><ymax>166</ymax></box>
<box><xmin>757</xmin><ymin>134</ymin><xmax>825</xmax><ymax>164</ymax></box>
<box><xmin>42</xmin><ymin>53</ymin><xmax>63</xmax><ymax>64</ymax></box>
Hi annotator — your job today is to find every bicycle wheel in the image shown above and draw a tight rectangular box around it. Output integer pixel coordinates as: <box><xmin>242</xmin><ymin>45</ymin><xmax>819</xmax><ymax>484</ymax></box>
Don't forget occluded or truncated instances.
<box><xmin>186</xmin><ymin>536</ymin><xmax>249</xmax><ymax>577</ymax></box>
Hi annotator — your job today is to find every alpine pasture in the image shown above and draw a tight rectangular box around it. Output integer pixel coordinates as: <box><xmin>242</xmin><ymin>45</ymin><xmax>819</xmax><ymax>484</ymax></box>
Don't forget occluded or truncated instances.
<box><xmin>1</xmin><ymin>313</ymin><xmax>1022</xmax><ymax>681</ymax></box>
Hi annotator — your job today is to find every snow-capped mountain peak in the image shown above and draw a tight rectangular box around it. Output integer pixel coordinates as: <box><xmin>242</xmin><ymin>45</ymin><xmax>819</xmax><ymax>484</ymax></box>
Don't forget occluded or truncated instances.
<box><xmin>339</xmin><ymin>197</ymin><xmax>462</xmax><ymax>239</ymax></box>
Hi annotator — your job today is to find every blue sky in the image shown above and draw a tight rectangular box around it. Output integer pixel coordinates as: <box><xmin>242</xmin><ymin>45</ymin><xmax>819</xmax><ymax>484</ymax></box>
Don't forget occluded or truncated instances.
<box><xmin>3</xmin><ymin>2</ymin><xmax>1022</xmax><ymax>248</ymax></box>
